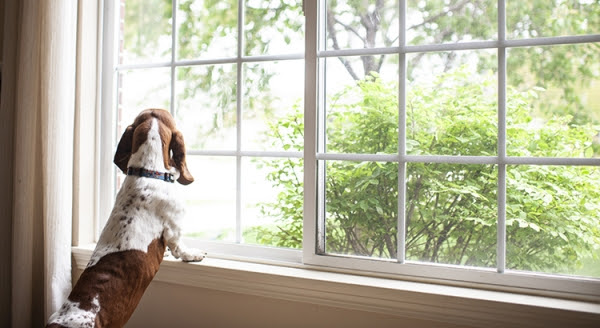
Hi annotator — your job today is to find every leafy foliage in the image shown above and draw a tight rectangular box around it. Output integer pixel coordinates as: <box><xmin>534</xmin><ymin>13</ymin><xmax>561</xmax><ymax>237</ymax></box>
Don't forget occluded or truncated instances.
<box><xmin>258</xmin><ymin>69</ymin><xmax>600</xmax><ymax>274</ymax></box>
<box><xmin>120</xmin><ymin>0</ymin><xmax>600</xmax><ymax>275</ymax></box>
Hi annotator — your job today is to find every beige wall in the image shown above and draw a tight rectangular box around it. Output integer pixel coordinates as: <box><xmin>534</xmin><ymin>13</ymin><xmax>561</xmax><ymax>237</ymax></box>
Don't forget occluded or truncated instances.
<box><xmin>127</xmin><ymin>280</ymin><xmax>466</xmax><ymax>328</ymax></box>
<box><xmin>72</xmin><ymin>268</ymin><xmax>466</xmax><ymax>328</ymax></box>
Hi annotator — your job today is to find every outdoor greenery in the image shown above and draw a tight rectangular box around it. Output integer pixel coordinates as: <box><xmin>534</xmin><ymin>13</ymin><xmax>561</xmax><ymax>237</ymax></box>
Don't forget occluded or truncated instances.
<box><xmin>257</xmin><ymin>70</ymin><xmax>600</xmax><ymax>275</ymax></box>
<box><xmin>121</xmin><ymin>0</ymin><xmax>600</xmax><ymax>276</ymax></box>
<box><xmin>253</xmin><ymin>0</ymin><xmax>600</xmax><ymax>275</ymax></box>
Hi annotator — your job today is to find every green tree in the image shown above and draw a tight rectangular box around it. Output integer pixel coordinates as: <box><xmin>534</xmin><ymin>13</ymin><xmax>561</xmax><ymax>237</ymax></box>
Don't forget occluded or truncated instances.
<box><xmin>259</xmin><ymin>69</ymin><xmax>600</xmax><ymax>274</ymax></box>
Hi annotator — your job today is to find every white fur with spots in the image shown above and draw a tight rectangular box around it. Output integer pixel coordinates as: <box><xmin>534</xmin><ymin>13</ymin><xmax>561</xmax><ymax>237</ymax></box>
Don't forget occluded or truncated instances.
<box><xmin>47</xmin><ymin>296</ymin><xmax>100</xmax><ymax>328</ymax></box>
<box><xmin>89</xmin><ymin>118</ymin><xmax>205</xmax><ymax>268</ymax></box>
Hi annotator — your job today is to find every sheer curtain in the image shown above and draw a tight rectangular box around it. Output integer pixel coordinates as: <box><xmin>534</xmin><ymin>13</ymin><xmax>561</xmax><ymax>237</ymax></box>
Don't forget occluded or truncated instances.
<box><xmin>1</xmin><ymin>0</ymin><xmax>78</xmax><ymax>326</ymax></box>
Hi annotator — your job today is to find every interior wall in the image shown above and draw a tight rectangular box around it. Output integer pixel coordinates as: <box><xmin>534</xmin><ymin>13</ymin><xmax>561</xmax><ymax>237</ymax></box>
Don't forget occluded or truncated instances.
<box><xmin>72</xmin><ymin>268</ymin><xmax>467</xmax><ymax>328</ymax></box>
<box><xmin>127</xmin><ymin>281</ymin><xmax>467</xmax><ymax>328</ymax></box>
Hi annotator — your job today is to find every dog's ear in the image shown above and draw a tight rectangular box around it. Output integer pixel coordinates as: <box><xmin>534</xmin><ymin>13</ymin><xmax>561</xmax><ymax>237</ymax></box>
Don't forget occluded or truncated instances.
<box><xmin>114</xmin><ymin>125</ymin><xmax>135</xmax><ymax>174</ymax></box>
<box><xmin>170</xmin><ymin>129</ymin><xmax>194</xmax><ymax>185</ymax></box>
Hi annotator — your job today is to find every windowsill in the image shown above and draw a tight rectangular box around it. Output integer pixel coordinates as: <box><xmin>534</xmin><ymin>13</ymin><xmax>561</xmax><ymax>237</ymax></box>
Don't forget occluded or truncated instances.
<box><xmin>72</xmin><ymin>245</ymin><xmax>600</xmax><ymax>327</ymax></box>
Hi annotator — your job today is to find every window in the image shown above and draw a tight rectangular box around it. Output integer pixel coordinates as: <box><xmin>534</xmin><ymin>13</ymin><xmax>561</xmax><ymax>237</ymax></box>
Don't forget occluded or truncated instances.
<box><xmin>101</xmin><ymin>0</ymin><xmax>600</xmax><ymax>298</ymax></box>
<box><xmin>101</xmin><ymin>0</ymin><xmax>305</xmax><ymax>261</ymax></box>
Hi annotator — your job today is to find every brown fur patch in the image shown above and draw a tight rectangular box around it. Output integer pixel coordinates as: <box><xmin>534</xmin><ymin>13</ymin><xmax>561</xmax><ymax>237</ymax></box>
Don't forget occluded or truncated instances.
<box><xmin>113</xmin><ymin>108</ymin><xmax>193</xmax><ymax>184</ymax></box>
<box><xmin>66</xmin><ymin>238</ymin><xmax>166</xmax><ymax>327</ymax></box>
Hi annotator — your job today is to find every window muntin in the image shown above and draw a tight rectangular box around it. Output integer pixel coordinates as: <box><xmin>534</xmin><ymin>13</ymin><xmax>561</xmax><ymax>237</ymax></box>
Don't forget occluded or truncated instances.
<box><xmin>106</xmin><ymin>0</ymin><xmax>600</xmax><ymax>298</ymax></box>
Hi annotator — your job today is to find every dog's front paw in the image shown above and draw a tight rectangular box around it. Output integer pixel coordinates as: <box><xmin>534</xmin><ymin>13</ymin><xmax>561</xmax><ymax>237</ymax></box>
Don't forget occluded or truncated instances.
<box><xmin>180</xmin><ymin>248</ymin><xmax>207</xmax><ymax>262</ymax></box>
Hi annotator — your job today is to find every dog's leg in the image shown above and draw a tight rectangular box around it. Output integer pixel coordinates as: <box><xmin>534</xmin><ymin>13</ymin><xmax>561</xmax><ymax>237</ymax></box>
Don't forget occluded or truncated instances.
<box><xmin>162</xmin><ymin>225</ymin><xmax>206</xmax><ymax>262</ymax></box>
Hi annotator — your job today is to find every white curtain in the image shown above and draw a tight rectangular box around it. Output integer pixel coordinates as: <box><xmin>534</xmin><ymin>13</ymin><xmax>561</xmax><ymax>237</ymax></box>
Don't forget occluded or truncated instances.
<box><xmin>1</xmin><ymin>0</ymin><xmax>78</xmax><ymax>326</ymax></box>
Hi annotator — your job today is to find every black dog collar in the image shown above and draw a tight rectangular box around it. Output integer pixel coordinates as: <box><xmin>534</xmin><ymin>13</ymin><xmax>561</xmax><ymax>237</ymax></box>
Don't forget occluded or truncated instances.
<box><xmin>127</xmin><ymin>167</ymin><xmax>175</xmax><ymax>183</ymax></box>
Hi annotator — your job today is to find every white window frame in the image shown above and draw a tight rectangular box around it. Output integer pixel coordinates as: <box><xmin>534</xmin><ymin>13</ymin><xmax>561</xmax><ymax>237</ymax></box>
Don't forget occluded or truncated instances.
<box><xmin>99</xmin><ymin>0</ymin><xmax>305</xmax><ymax>263</ymax></box>
<box><xmin>97</xmin><ymin>0</ymin><xmax>600</xmax><ymax>301</ymax></box>
<box><xmin>302</xmin><ymin>0</ymin><xmax>600</xmax><ymax>300</ymax></box>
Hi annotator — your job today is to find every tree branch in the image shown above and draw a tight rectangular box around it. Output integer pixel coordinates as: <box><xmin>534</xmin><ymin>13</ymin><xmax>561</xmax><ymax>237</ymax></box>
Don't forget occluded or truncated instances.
<box><xmin>326</xmin><ymin>8</ymin><xmax>361</xmax><ymax>81</ymax></box>
<box><xmin>407</xmin><ymin>0</ymin><xmax>472</xmax><ymax>31</ymax></box>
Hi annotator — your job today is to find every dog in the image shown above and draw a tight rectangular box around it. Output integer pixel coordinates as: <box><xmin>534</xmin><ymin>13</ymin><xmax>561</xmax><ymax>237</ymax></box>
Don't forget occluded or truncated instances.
<box><xmin>46</xmin><ymin>109</ymin><xmax>206</xmax><ymax>327</ymax></box>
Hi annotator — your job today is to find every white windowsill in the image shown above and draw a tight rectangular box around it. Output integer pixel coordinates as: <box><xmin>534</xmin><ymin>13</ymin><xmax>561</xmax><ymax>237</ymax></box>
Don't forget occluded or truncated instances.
<box><xmin>72</xmin><ymin>245</ymin><xmax>600</xmax><ymax>327</ymax></box>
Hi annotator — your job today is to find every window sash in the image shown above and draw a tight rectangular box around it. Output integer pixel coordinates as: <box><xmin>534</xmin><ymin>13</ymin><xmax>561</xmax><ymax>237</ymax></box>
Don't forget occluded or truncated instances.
<box><xmin>303</xmin><ymin>0</ymin><xmax>600</xmax><ymax>299</ymax></box>
<box><xmin>99</xmin><ymin>0</ymin><xmax>600</xmax><ymax>300</ymax></box>
<box><xmin>100</xmin><ymin>0</ymin><xmax>305</xmax><ymax>241</ymax></box>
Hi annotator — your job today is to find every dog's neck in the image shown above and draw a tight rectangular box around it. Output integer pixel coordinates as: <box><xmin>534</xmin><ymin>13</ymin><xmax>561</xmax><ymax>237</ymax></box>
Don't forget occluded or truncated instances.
<box><xmin>127</xmin><ymin>119</ymin><xmax>173</xmax><ymax>175</ymax></box>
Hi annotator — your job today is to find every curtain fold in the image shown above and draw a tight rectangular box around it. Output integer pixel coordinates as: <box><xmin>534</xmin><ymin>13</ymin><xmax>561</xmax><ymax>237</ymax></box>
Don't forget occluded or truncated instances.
<box><xmin>40</xmin><ymin>0</ymin><xmax>78</xmax><ymax>319</ymax></box>
<box><xmin>2</xmin><ymin>0</ymin><xmax>78</xmax><ymax>326</ymax></box>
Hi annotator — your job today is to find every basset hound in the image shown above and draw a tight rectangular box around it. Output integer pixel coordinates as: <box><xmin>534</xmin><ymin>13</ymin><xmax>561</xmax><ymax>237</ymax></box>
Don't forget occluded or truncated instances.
<box><xmin>46</xmin><ymin>109</ymin><xmax>205</xmax><ymax>327</ymax></box>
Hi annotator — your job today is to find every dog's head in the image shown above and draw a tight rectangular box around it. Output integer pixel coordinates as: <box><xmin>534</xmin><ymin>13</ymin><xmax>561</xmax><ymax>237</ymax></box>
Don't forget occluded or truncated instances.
<box><xmin>113</xmin><ymin>108</ymin><xmax>194</xmax><ymax>185</ymax></box>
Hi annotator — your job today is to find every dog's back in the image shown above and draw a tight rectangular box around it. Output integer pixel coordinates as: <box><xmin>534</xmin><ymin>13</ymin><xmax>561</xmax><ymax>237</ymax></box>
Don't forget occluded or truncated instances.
<box><xmin>46</xmin><ymin>109</ymin><xmax>201</xmax><ymax>328</ymax></box>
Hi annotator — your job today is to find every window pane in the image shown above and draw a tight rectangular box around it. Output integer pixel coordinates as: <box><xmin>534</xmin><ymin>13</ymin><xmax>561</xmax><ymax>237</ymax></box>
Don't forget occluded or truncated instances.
<box><xmin>407</xmin><ymin>0</ymin><xmax>497</xmax><ymax>45</ymax></box>
<box><xmin>121</xmin><ymin>0</ymin><xmax>172</xmax><ymax>64</ymax></box>
<box><xmin>242</xmin><ymin>157</ymin><xmax>303</xmax><ymax>248</ymax></box>
<box><xmin>324</xmin><ymin>0</ymin><xmax>400</xmax><ymax>50</ymax></box>
<box><xmin>324</xmin><ymin>160</ymin><xmax>398</xmax><ymax>259</ymax></box>
<box><xmin>175</xmin><ymin>64</ymin><xmax>237</xmax><ymax>151</ymax></box>
<box><xmin>177</xmin><ymin>0</ymin><xmax>238</xmax><ymax>59</ymax></box>
<box><xmin>507</xmin><ymin>45</ymin><xmax>600</xmax><ymax>158</ymax></box>
<box><xmin>182</xmin><ymin>156</ymin><xmax>236</xmax><ymax>242</ymax></box>
<box><xmin>118</xmin><ymin>68</ymin><xmax>171</xmax><ymax>136</ymax></box>
<box><xmin>244</xmin><ymin>0</ymin><xmax>304</xmax><ymax>56</ymax></box>
<box><xmin>407</xmin><ymin>50</ymin><xmax>497</xmax><ymax>156</ymax></box>
<box><xmin>506</xmin><ymin>165</ymin><xmax>600</xmax><ymax>278</ymax></box>
<box><xmin>242</xmin><ymin>60</ymin><xmax>304</xmax><ymax>151</ymax></box>
<box><xmin>406</xmin><ymin>164</ymin><xmax>498</xmax><ymax>267</ymax></box>
<box><xmin>507</xmin><ymin>0</ymin><xmax>600</xmax><ymax>39</ymax></box>
<box><xmin>323</xmin><ymin>55</ymin><xmax>399</xmax><ymax>154</ymax></box>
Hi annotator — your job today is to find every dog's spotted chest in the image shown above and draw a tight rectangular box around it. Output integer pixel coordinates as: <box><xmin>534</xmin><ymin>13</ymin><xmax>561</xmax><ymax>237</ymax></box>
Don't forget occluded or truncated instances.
<box><xmin>88</xmin><ymin>119</ymin><xmax>177</xmax><ymax>268</ymax></box>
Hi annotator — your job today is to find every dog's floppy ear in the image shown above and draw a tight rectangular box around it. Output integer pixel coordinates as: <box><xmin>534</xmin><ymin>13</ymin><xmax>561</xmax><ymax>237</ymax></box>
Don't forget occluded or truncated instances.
<box><xmin>170</xmin><ymin>129</ymin><xmax>194</xmax><ymax>185</ymax></box>
<box><xmin>114</xmin><ymin>125</ymin><xmax>135</xmax><ymax>174</ymax></box>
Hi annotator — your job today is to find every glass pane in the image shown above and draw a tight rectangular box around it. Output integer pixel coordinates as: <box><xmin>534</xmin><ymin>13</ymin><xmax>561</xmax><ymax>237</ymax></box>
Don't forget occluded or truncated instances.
<box><xmin>406</xmin><ymin>164</ymin><xmax>497</xmax><ymax>267</ymax></box>
<box><xmin>507</xmin><ymin>45</ymin><xmax>600</xmax><ymax>158</ymax></box>
<box><xmin>325</xmin><ymin>0</ymin><xmax>400</xmax><ymax>50</ymax></box>
<box><xmin>324</xmin><ymin>55</ymin><xmax>399</xmax><ymax>154</ymax></box>
<box><xmin>406</xmin><ymin>50</ymin><xmax>497</xmax><ymax>156</ymax></box>
<box><xmin>242</xmin><ymin>60</ymin><xmax>304</xmax><ymax>151</ymax></box>
<box><xmin>182</xmin><ymin>156</ymin><xmax>236</xmax><ymax>242</ymax></box>
<box><xmin>121</xmin><ymin>0</ymin><xmax>172</xmax><ymax>64</ymax></box>
<box><xmin>242</xmin><ymin>157</ymin><xmax>303</xmax><ymax>248</ymax></box>
<box><xmin>118</xmin><ymin>68</ymin><xmax>171</xmax><ymax>136</ymax></box>
<box><xmin>507</xmin><ymin>0</ymin><xmax>600</xmax><ymax>39</ymax></box>
<box><xmin>175</xmin><ymin>64</ymin><xmax>237</xmax><ymax>151</ymax></box>
<box><xmin>506</xmin><ymin>165</ymin><xmax>600</xmax><ymax>278</ymax></box>
<box><xmin>244</xmin><ymin>0</ymin><xmax>304</xmax><ymax>56</ymax></box>
<box><xmin>177</xmin><ymin>0</ymin><xmax>237</xmax><ymax>60</ymax></box>
<box><xmin>407</xmin><ymin>0</ymin><xmax>497</xmax><ymax>45</ymax></box>
<box><xmin>324</xmin><ymin>161</ymin><xmax>398</xmax><ymax>259</ymax></box>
